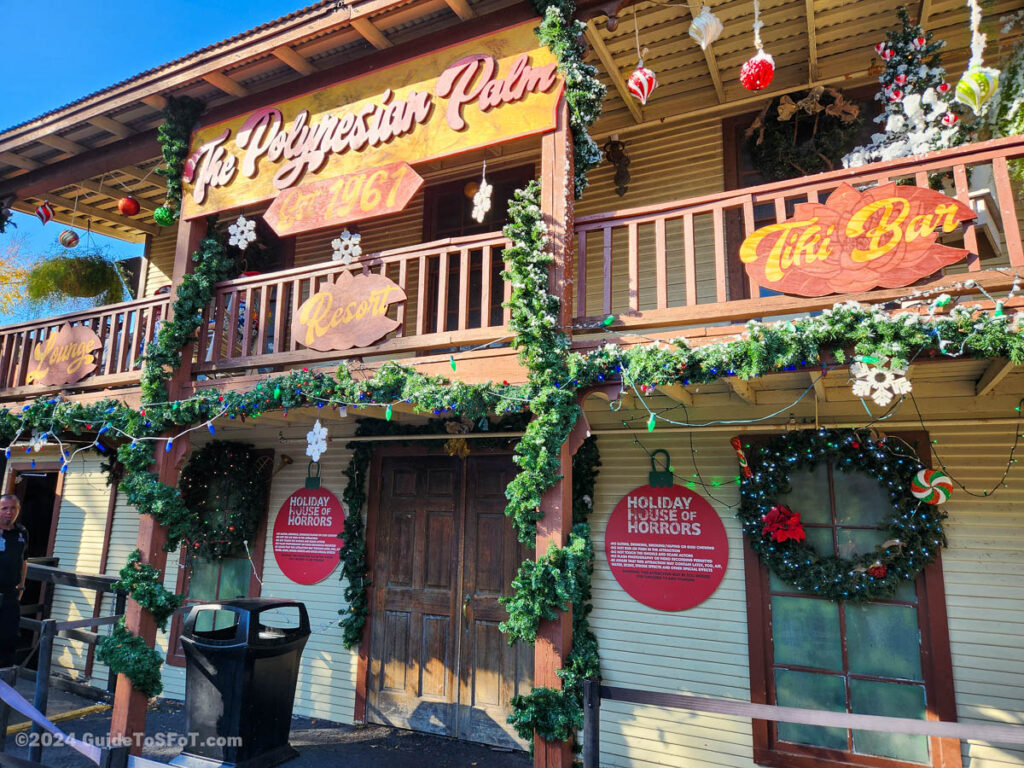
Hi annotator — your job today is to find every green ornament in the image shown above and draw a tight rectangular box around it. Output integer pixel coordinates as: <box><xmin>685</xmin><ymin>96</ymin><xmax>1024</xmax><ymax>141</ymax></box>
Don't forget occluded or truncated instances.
<box><xmin>385</xmin><ymin>403</ymin><xmax>393</xmax><ymax>421</ymax></box>
<box><xmin>449</xmin><ymin>354</ymin><xmax>457</xmax><ymax>372</ymax></box>
<box><xmin>153</xmin><ymin>206</ymin><xmax>176</xmax><ymax>227</ymax></box>
<box><xmin>602</xmin><ymin>315</ymin><xmax>616</xmax><ymax>327</ymax></box>
<box><xmin>647</xmin><ymin>412</ymin><xmax>656</xmax><ymax>432</ymax></box>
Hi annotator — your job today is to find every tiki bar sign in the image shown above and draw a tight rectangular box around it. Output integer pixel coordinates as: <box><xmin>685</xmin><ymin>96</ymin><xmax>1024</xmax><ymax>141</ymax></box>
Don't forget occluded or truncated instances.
<box><xmin>293</xmin><ymin>271</ymin><xmax>406</xmax><ymax>351</ymax></box>
<box><xmin>25</xmin><ymin>324</ymin><xmax>102</xmax><ymax>386</ymax></box>
<box><xmin>739</xmin><ymin>183</ymin><xmax>977</xmax><ymax>297</ymax></box>
<box><xmin>182</xmin><ymin>22</ymin><xmax>563</xmax><ymax>226</ymax></box>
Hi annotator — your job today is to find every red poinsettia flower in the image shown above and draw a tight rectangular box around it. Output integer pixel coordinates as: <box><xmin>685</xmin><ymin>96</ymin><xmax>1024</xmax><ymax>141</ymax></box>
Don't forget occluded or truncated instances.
<box><xmin>761</xmin><ymin>504</ymin><xmax>806</xmax><ymax>543</ymax></box>
<box><xmin>867</xmin><ymin>563</ymin><xmax>888</xmax><ymax>579</ymax></box>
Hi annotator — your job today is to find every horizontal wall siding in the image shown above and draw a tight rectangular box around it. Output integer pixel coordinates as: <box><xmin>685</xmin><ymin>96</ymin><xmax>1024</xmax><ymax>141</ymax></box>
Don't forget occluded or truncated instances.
<box><xmin>586</xmin><ymin>406</ymin><xmax>1024</xmax><ymax>768</ymax></box>
<box><xmin>144</xmin><ymin>228</ymin><xmax>175</xmax><ymax>298</ymax></box>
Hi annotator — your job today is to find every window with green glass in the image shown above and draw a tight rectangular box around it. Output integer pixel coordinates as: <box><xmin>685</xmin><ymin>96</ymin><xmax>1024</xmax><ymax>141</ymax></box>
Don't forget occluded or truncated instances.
<box><xmin>746</xmin><ymin>450</ymin><xmax>960</xmax><ymax>768</ymax></box>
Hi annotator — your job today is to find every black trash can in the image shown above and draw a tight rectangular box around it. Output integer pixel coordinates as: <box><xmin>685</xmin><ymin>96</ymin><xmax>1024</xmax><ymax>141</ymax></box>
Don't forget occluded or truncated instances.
<box><xmin>171</xmin><ymin>598</ymin><xmax>310</xmax><ymax>768</ymax></box>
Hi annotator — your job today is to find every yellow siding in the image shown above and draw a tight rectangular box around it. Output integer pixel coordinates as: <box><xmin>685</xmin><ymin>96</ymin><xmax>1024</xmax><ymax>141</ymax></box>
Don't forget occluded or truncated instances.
<box><xmin>144</xmin><ymin>227</ymin><xmax>176</xmax><ymax>297</ymax></box>
<box><xmin>586</xmin><ymin>413</ymin><xmax>1024</xmax><ymax>767</ymax></box>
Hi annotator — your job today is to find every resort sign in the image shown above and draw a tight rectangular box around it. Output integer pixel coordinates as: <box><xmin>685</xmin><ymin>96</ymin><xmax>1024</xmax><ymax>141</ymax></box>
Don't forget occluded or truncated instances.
<box><xmin>182</xmin><ymin>22</ymin><xmax>563</xmax><ymax>229</ymax></box>
<box><xmin>25</xmin><ymin>324</ymin><xmax>102</xmax><ymax>387</ymax></box>
<box><xmin>739</xmin><ymin>183</ymin><xmax>977</xmax><ymax>297</ymax></box>
<box><xmin>292</xmin><ymin>271</ymin><xmax>406</xmax><ymax>351</ymax></box>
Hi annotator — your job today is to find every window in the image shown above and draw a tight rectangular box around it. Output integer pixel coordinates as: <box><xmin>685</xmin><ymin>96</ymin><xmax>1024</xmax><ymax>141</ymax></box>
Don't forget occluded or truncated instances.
<box><xmin>744</xmin><ymin>434</ymin><xmax>961</xmax><ymax>768</ymax></box>
<box><xmin>165</xmin><ymin>450</ymin><xmax>274</xmax><ymax>664</ymax></box>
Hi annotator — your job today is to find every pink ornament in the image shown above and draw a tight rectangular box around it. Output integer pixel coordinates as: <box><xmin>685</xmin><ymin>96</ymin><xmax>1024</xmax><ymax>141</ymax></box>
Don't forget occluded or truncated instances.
<box><xmin>911</xmin><ymin>36</ymin><xmax>926</xmax><ymax>50</ymax></box>
<box><xmin>889</xmin><ymin>88</ymin><xmax>904</xmax><ymax>102</ymax></box>
<box><xmin>937</xmin><ymin>82</ymin><xmax>951</xmax><ymax>94</ymax></box>
<box><xmin>881</xmin><ymin>48</ymin><xmax>895</xmax><ymax>61</ymax></box>
<box><xmin>894</xmin><ymin>73</ymin><xmax>908</xmax><ymax>85</ymax></box>
<box><xmin>35</xmin><ymin>201</ymin><xmax>54</xmax><ymax>225</ymax></box>
<box><xmin>740</xmin><ymin>50</ymin><xmax>775</xmax><ymax>91</ymax></box>
<box><xmin>942</xmin><ymin>112</ymin><xmax>959</xmax><ymax>126</ymax></box>
<box><xmin>627</xmin><ymin>63</ymin><xmax>658</xmax><ymax>105</ymax></box>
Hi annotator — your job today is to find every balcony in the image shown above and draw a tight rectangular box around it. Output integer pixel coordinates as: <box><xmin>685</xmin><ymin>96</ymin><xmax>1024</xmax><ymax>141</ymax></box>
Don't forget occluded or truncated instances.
<box><xmin>0</xmin><ymin>136</ymin><xmax>1022</xmax><ymax>401</ymax></box>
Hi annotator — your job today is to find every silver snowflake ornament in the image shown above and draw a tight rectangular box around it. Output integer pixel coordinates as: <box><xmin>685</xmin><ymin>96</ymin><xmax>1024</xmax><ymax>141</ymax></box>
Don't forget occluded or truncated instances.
<box><xmin>331</xmin><ymin>229</ymin><xmax>363</xmax><ymax>265</ymax></box>
<box><xmin>306</xmin><ymin>419</ymin><xmax>329</xmax><ymax>463</ymax></box>
<box><xmin>471</xmin><ymin>179</ymin><xmax>493</xmax><ymax>223</ymax></box>
<box><xmin>850</xmin><ymin>359</ymin><xmax>912</xmax><ymax>407</ymax></box>
<box><xmin>228</xmin><ymin>215</ymin><xmax>257</xmax><ymax>250</ymax></box>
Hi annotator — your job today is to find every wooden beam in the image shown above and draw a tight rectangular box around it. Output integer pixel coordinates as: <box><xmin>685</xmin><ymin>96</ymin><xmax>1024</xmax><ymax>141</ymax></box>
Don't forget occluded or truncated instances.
<box><xmin>37</xmin><ymin>135</ymin><xmax>87</xmax><ymax>155</ymax></box>
<box><xmin>203</xmin><ymin>71</ymin><xmax>251</xmax><ymax>98</ymax></box>
<box><xmin>0</xmin><ymin>152</ymin><xmax>42</xmax><ymax>171</ymax></box>
<box><xmin>70</xmin><ymin>180</ymin><xmax>158</xmax><ymax>210</ymax></box>
<box><xmin>272</xmin><ymin>45</ymin><xmax>316</xmax><ymax>75</ymax></box>
<box><xmin>36</xmin><ymin>191</ymin><xmax>159</xmax><ymax>236</ymax></box>
<box><xmin>88</xmin><ymin>115</ymin><xmax>133</xmax><ymax>139</ymax></box>
<box><xmin>9</xmin><ymin>201</ymin><xmax>145</xmax><ymax>243</ymax></box>
<box><xmin>805</xmin><ymin>0</ymin><xmax>819</xmax><ymax>81</ymax></box>
<box><xmin>140</xmin><ymin>94</ymin><xmax>168</xmax><ymax>111</ymax></box>
<box><xmin>976</xmin><ymin>358</ymin><xmax>1015</xmax><ymax>397</ymax></box>
<box><xmin>919</xmin><ymin>0</ymin><xmax>932</xmax><ymax>30</ymax></box>
<box><xmin>443</xmin><ymin>0</ymin><xmax>475</xmax><ymax>20</ymax></box>
<box><xmin>585</xmin><ymin>21</ymin><xmax>642</xmax><ymax>124</ymax></box>
<box><xmin>812</xmin><ymin>372</ymin><xmax>828</xmax><ymax>402</ymax></box>
<box><xmin>116</xmin><ymin>165</ymin><xmax>160</xmax><ymax>185</ymax></box>
<box><xmin>350</xmin><ymin>17</ymin><xmax>393</xmax><ymax>49</ymax></box>
<box><xmin>685</xmin><ymin>1</ymin><xmax>725</xmax><ymax>103</ymax></box>
<box><xmin>726</xmin><ymin>378</ymin><xmax>758</xmax><ymax>405</ymax></box>
<box><xmin>657</xmin><ymin>382</ymin><xmax>693</xmax><ymax>406</ymax></box>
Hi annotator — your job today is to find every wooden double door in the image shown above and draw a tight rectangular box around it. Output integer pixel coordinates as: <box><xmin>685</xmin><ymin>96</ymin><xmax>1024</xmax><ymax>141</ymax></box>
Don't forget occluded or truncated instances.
<box><xmin>366</xmin><ymin>453</ymin><xmax>533</xmax><ymax>749</ymax></box>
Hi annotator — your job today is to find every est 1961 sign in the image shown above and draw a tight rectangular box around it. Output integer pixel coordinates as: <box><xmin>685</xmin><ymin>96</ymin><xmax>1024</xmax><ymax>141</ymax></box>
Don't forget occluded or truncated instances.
<box><xmin>604</xmin><ymin>485</ymin><xmax>728</xmax><ymax>611</ymax></box>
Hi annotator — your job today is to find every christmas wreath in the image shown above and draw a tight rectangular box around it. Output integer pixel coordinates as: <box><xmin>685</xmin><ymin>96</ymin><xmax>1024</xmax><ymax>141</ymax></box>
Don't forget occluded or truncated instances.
<box><xmin>745</xmin><ymin>86</ymin><xmax>862</xmax><ymax>181</ymax></box>
<box><xmin>737</xmin><ymin>429</ymin><xmax>947</xmax><ymax>601</ymax></box>
<box><xmin>179</xmin><ymin>441</ymin><xmax>266</xmax><ymax>560</ymax></box>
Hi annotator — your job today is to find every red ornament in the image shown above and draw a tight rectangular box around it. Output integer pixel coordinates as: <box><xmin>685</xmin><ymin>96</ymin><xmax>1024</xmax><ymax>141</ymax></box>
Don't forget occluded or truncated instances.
<box><xmin>881</xmin><ymin>48</ymin><xmax>895</xmax><ymax>61</ymax></box>
<box><xmin>35</xmin><ymin>201</ymin><xmax>54</xmax><ymax>225</ymax></box>
<box><xmin>851</xmin><ymin>441</ymin><xmax>860</xmax><ymax>449</ymax></box>
<box><xmin>874</xmin><ymin>42</ymin><xmax>887</xmax><ymax>56</ymax></box>
<box><xmin>761</xmin><ymin>504</ymin><xmax>806</xmax><ymax>543</ymax></box>
<box><xmin>911</xmin><ymin>36</ymin><xmax>926</xmax><ymax>50</ymax></box>
<box><xmin>117</xmin><ymin>196</ymin><xmax>140</xmax><ymax>216</ymax></box>
<box><xmin>58</xmin><ymin>229</ymin><xmax>79</xmax><ymax>248</ymax></box>
<box><xmin>941</xmin><ymin>112</ymin><xmax>959</xmax><ymax>126</ymax></box>
<box><xmin>888</xmin><ymin>88</ymin><xmax>904</xmax><ymax>102</ymax></box>
<box><xmin>937</xmin><ymin>82</ymin><xmax>951</xmax><ymax>94</ymax></box>
<box><xmin>628</xmin><ymin>63</ymin><xmax>658</xmax><ymax>105</ymax></box>
<box><xmin>894</xmin><ymin>73</ymin><xmax>908</xmax><ymax>85</ymax></box>
<box><xmin>740</xmin><ymin>50</ymin><xmax>775</xmax><ymax>91</ymax></box>
<box><xmin>867</xmin><ymin>563</ymin><xmax>888</xmax><ymax>579</ymax></box>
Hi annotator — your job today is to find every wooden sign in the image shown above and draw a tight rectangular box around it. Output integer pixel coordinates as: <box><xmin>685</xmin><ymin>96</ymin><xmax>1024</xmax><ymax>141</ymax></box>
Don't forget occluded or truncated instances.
<box><xmin>604</xmin><ymin>485</ymin><xmax>728</xmax><ymax>612</ymax></box>
<box><xmin>739</xmin><ymin>182</ymin><xmax>977</xmax><ymax>297</ymax></box>
<box><xmin>293</xmin><ymin>271</ymin><xmax>407</xmax><ymax>351</ymax></box>
<box><xmin>263</xmin><ymin>162</ymin><xmax>423</xmax><ymax>237</ymax></box>
<box><xmin>182</xmin><ymin>22</ymin><xmax>563</xmax><ymax>220</ymax></box>
<box><xmin>25</xmin><ymin>324</ymin><xmax>102</xmax><ymax>386</ymax></box>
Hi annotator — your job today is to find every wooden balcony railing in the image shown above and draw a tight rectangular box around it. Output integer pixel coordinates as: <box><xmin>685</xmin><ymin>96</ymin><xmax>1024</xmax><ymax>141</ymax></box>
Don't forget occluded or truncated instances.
<box><xmin>0</xmin><ymin>296</ymin><xmax>170</xmax><ymax>396</ymax></box>
<box><xmin>192</xmin><ymin>232</ymin><xmax>511</xmax><ymax>375</ymax></box>
<box><xmin>574</xmin><ymin>135</ymin><xmax>1024</xmax><ymax>333</ymax></box>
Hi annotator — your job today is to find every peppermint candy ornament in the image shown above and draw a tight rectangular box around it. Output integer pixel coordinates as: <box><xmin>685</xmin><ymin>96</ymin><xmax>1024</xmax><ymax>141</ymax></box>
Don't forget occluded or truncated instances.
<box><xmin>689</xmin><ymin>5</ymin><xmax>723</xmax><ymax>50</ymax></box>
<box><xmin>955</xmin><ymin>66</ymin><xmax>999</xmax><ymax>115</ymax></box>
<box><xmin>58</xmin><ymin>229</ymin><xmax>79</xmax><ymax>248</ymax></box>
<box><xmin>740</xmin><ymin>50</ymin><xmax>775</xmax><ymax>90</ymax></box>
<box><xmin>910</xmin><ymin>469</ymin><xmax>953</xmax><ymax>505</ymax></box>
<box><xmin>628</xmin><ymin>62</ymin><xmax>657</xmax><ymax>105</ymax></box>
<box><xmin>35</xmin><ymin>201</ymin><xmax>54</xmax><ymax>225</ymax></box>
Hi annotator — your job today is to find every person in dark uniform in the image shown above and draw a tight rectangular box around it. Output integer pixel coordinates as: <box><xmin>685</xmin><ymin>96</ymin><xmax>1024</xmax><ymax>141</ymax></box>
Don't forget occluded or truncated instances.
<box><xmin>0</xmin><ymin>495</ymin><xmax>27</xmax><ymax>668</ymax></box>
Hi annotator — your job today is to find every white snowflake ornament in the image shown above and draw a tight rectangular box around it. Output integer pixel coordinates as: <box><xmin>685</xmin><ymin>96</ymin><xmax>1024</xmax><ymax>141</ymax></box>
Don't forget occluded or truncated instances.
<box><xmin>331</xmin><ymin>229</ymin><xmax>363</xmax><ymax>265</ymax></box>
<box><xmin>28</xmin><ymin>431</ymin><xmax>48</xmax><ymax>452</ymax></box>
<box><xmin>850</xmin><ymin>359</ymin><xmax>912</xmax><ymax>407</ymax></box>
<box><xmin>228</xmin><ymin>215</ymin><xmax>257</xmax><ymax>250</ymax></box>
<box><xmin>471</xmin><ymin>162</ymin><xmax>493</xmax><ymax>224</ymax></box>
<box><xmin>306</xmin><ymin>419</ymin><xmax>329</xmax><ymax>463</ymax></box>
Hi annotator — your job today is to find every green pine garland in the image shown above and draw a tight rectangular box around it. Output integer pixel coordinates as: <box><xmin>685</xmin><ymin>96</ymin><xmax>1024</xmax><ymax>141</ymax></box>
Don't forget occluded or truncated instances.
<box><xmin>96</xmin><ymin>620</ymin><xmax>165</xmax><ymax>698</ymax></box>
<box><xmin>107</xmin><ymin>550</ymin><xmax>183</xmax><ymax>631</ymax></box>
<box><xmin>155</xmin><ymin>96</ymin><xmax>205</xmax><ymax>223</ymax></box>
<box><xmin>740</xmin><ymin>429</ymin><xmax>946</xmax><ymax>600</ymax></box>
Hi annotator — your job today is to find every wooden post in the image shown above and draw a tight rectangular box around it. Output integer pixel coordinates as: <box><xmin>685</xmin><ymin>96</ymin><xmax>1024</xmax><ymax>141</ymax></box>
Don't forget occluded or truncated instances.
<box><xmin>533</xmin><ymin>96</ymin><xmax>575</xmax><ymax>768</ymax></box>
<box><xmin>109</xmin><ymin>216</ymin><xmax>202</xmax><ymax>751</ymax></box>
<box><xmin>28</xmin><ymin>620</ymin><xmax>56</xmax><ymax>764</ymax></box>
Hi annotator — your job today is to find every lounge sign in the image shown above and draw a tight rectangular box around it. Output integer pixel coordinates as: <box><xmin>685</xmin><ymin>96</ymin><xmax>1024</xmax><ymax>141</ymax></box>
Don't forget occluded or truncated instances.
<box><xmin>26</xmin><ymin>324</ymin><xmax>102</xmax><ymax>386</ymax></box>
<box><xmin>292</xmin><ymin>271</ymin><xmax>406</xmax><ymax>351</ymax></box>
<box><xmin>739</xmin><ymin>183</ymin><xmax>977</xmax><ymax>297</ymax></box>
<box><xmin>182</xmin><ymin>22</ymin><xmax>563</xmax><ymax>225</ymax></box>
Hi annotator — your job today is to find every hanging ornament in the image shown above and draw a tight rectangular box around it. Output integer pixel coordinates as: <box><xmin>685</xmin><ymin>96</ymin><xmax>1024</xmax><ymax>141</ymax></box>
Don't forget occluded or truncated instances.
<box><xmin>306</xmin><ymin>419</ymin><xmax>328</xmax><ymax>463</ymax></box>
<box><xmin>627</xmin><ymin>9</ymin><xmax>657</xmax><ymax>105</ymax></box>
<box><xmin>27</xmin><ymin>431</ymin><xmax>48</xmax><ymax>453</ymax></box>
<box><xmin>117</xmin><ymin>196</ymin><xmax>140</xmax><ymax>217</ymax></box>
<box><xmin>35</xmin><ymin>201</ymin><xmax>54</xmax><ymax>225</ymax></box>
<box><xmin>227</xmin><ymin>214</ymin><xmax>258</xmax><ymax>251</ymax></box>
<box><xmin>740</xmin><ymin>0</ymin><xmax>774</xmax><ymax>91</ymax></box>
<box><xmin>955</xmin><ymin>0</ymin><xmax>1000</xmax><ymax>115</ymax></box>
<box><xmin>471</xmin><ymin>162</ymin><xmax>493</xmax><ymax>223</ymax></box>
<box><xmin>850</xmin><ymin>357</ymin><xmax>912</xmax><ymax>407</ymax></box>
<box><xmin>58</xmin><ymin>229</ymin><xmax>79</xmax><ymax>248</ymax></box>
<box><xmin>153</xmin><ymin>206</ymin><xmax>176</xmax><ymax>227</ymax></box>
<box><xmin>910</xmin><ymin>469</ymin><xmax>954</xmax><ymax>505</ymax></box>
<box><xmin>331</xmin><ymin>228</ymin><xmax>363</xmax><ymax>265</ymax></box>
<box><xmin>688</xmin><ymin>5</ymin><xmax>723</xmax><ymax>50</ymax></box>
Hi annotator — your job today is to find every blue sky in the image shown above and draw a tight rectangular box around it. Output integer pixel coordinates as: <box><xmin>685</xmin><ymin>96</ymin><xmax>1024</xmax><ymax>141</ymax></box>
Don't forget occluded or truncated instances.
<box><xmin>0</xmin><ymin>1</ymin><xmax>303</xmax><ymax>322</ymax></box>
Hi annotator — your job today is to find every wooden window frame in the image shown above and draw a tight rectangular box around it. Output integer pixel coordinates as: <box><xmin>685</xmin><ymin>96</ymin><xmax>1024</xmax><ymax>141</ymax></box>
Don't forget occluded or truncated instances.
<box><xmin>165</xmin><ymin>449</ymin><xmax>274</xmax><ymax>667</ymax></box>
<box><xmin>743</xmin><ymin>431</ymin><xmax>962</xmax><ymax>768</ymax></box>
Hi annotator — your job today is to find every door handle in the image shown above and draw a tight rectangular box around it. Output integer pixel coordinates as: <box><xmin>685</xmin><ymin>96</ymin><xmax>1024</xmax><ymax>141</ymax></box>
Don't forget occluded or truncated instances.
<box><xmin>462</xmin><ymin>593</ymin><xmax>471</xmax><ymax>621</ymax></box>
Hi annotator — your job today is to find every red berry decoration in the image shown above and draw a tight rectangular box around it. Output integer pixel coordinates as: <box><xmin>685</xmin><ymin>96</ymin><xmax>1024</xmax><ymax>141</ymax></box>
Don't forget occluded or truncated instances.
<box><xmin>740</xmin><ymin>50</ymin><xmax>775</xmax><ymax>91</ymax></box>
<box><xmin>627</xmin><ymin>62</ymin><xmax>658</xmax><ymax>105</ymax></box>
<box><xmin>117</xmin><ymin>196</ymin><xmax>140</xmax><ymax>216</ymax></box>
<box><xmin>867</xmin><ymin>563</ymin><xmax>888</xmax><ymax>579</ymax></box>
<box><xmin>937</xmin><ymin>82</ymin><xmax>951</xmax><ymax>94</ymax></box>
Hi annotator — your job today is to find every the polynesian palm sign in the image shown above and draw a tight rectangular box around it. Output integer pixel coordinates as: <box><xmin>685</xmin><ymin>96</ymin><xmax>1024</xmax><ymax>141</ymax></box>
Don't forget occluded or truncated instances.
<box><xmin>740</xmin><ymin>183</ymin><xmax>977</xmax><ymax>296</ymax></box>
